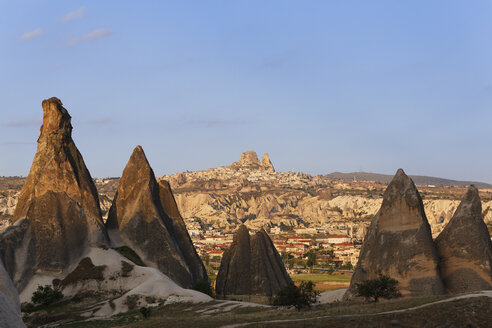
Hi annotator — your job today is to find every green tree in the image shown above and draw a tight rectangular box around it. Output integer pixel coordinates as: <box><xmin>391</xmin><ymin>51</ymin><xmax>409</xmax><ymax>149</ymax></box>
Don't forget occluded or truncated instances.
<box><xmin>355</xmin><ymin>274</ymin><xmax>402</xmax><ymax>302</ymax></box>
<box><xmin>272</xmin><ymin>281</ymin><xmax>319</xmax><ymax>311</ymax></box>
<box><xmin>193</xmin><ymin>280</ymin><xmax>213</xmax><ymax>297</ymax></box>
<box><xmin>305</xmin><ymin>250</ymin><xmax>317</xmax><ymax>268</ymax></box>
<box><xmin>140</xmin><ymin>306</ymin><xmax>152</xmax><ymax>319</ymax></box>
<box><xmin>31</xmin><ymin>285</ymin><xmax>63</xmax><ymax>306</ymax></box>
<box><xmin>340</xmin><ymin>262</ymin><xmax>353</xmax><ymax>270</ymax></box>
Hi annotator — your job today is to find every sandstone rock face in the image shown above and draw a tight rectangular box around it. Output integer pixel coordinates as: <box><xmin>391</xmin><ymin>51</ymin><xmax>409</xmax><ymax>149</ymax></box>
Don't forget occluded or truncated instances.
<box><xmin>345</xmin><ymin>169</ymin><xmax>445</xmax><ymax>298</ymax></box>
<box><xmin>261</xmin><ymin>153</ymin><xmax>275</xmax><ymax>172</ymax></box>
<box><xmin>106</xmin><ymin>146</ymin><xmax>206</xmax><ymax>288</ymax></box>
<box><xmin>158</xmin><ymin>180</ymin><xmax>208</xmax><ymax>285</ymax></box>
<box><xmin>435</xmin><ymin>186</ymin><xmax>492</xmax><ymax>293</ymax></box>
<box><xmin>216</xmin><ymin>225</ymin><xmax>291</xmax><ymax>301</ymax></box>
<box><xmin>0</xmin><ymin>98</ymin><xmax>107</xmax><ymax>290</ymax></box>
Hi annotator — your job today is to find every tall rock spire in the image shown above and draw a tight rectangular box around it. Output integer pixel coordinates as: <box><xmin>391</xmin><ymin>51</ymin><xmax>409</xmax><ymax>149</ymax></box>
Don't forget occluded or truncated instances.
<box><xmin>345</xmin><ymin>169</ymin><xmax>445</xmax><ymax>299</ymax></box>
<box><xmin>1</xmin><ymin>98</ymin><xmax>107</xmax><ymax>290</ymax></box>
<box><xmin>106</xmin><ymin>146</ymin><xmax>207</xmax><ymax>288</ymax></box>
<box><xmin>435</xmin><ymin>186</ymin><xmax>492</xmax><ymax>293</ymax></box>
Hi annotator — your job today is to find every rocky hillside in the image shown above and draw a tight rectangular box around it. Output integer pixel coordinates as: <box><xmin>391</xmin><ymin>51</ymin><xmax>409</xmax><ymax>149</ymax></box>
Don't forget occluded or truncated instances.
<box><xmin>2</xmin><ymin>151</ymin><xmax>492</xmax><ymax>237</ymax></box>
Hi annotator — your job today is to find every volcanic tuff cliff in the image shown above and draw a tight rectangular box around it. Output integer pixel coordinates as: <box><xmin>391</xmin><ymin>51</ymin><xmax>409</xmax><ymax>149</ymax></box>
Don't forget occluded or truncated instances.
<box><xmin>345</xmin><ymin>169</ymin><xmax>445</xmax><ymax>298</ymax></box>
<box><xmin>0</xmin><ymin>259</ymin><xmax>24</xmax><ymax>328</ymax></box>
<box><xmin>435</xmin><ymin>186</ymin><xmax>492</xmax><ymax>293</ymax></box>
<box><xmin>216</xmin><ymin>225</ymin><xmax>291</xmax><ymax>302</ymax></box>
<box><xmin>106</xmin><ymin>146</ymin><xmax>207</xmax><ymax>288</ymax></box>
<box><xmin>0</xmin><ymin>97</ymin><xmax>108</xmax><ymax>290</ymax></box>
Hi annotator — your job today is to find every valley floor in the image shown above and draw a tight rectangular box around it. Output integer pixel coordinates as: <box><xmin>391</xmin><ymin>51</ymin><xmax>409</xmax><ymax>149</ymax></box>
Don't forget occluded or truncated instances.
<box><xmin>46</xmin><ymin>291</ymin><xmax>492</xmax><ymax>328</ymax></box>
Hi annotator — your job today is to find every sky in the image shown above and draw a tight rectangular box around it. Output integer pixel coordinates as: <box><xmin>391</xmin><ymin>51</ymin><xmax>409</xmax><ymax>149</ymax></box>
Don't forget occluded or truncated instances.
<box><xmin>1</xmin><ymin>1</ymin><xmax>492</xmax><ymax>182</ymax></box>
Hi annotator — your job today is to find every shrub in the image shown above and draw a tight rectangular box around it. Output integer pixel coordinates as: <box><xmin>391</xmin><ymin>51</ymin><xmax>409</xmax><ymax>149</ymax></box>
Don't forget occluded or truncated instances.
<box><xmin>121</xmin><ymin>261</ymin><xmax>135</xmax><ymax>277</ymax></box>
<box><xmin>140</xmin><ymin>306</ymin><xmax>152</xmax><ymax>319</ymax></box>
<box><xmin>114</xmin><ymin>246</ymin><xmax>145</xmax><ymax>266</ymax></box>
<box><xmin>272</xmin><ymin>281</ymin><xmax>319</xmax><ymax>311</ymax></box>
<box><xmin>355</xmin><ymin>274</ymin><xmax>402</xmax><ymax>302</ymax></box>
<box><xmin>125</xmin><ymin>295</ymin><xmax>139</xmax><ymax>311</ymax></box>
<box><xmin>193</xmin><ymin>280</ymin><xmax>213</xmax><ymax>297</ymax></box>
<box><xmin>31</xmin><ymin>285</ymin><xmax>63</xmax><ymax>306</ymax></box>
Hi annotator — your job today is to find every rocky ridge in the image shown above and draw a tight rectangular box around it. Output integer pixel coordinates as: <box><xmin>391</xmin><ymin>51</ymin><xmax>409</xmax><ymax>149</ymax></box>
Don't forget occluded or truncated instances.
<box><xmin>3</xmin><ymin>151</ymin><xmax>492</xmax><ymax>238</ymax></box>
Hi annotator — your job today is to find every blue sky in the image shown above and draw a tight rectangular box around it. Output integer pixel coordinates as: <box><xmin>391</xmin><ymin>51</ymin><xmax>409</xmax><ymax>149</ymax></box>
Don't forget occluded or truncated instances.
<box><xmin>1</xmin><ymin>1</ymin><xmax>492</xmax><ymax>182</ymax></box>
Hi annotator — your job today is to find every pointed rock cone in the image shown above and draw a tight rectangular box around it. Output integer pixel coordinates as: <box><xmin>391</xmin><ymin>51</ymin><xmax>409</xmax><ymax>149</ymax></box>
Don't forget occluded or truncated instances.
<box><xmin>261</xmin><ymin>153</ymin><xmax>275</xmax><ymax>172</ymax></box>
<box><xmin>216</xmin><ymin>225</ymin><xmax>291</xmax><ymax>303</ymax></box>
<box><xmin>158</xmin><ymin>180</ymin><xmax>208</xmax><ymax>285</ymax></box>
<box><xmin>435</xmin><ymin>186</ymin><xmax>492</xmax><ymax>293</ymax></box>
<box><xmin>1</xmin><ymin>98</ymin><xmax>107</xmax><ymax>290</ymax></box>
<box><xmin>344</xmin><ymin>169</ymin><xmax>445</xmax><ymax>299</ymax></box>
<box><xmin>106</xmin><ymin>146</ymin><xmax>202</xmax><ymax>288</ymax></box>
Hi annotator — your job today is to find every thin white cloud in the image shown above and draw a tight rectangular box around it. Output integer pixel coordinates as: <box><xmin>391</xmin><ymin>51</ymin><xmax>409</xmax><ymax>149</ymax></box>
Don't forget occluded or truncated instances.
<box><xmin>69</xmin><ymin>28</ymin><xmax>114</xmax><ymax>46</ymax></box>
<box><xmin>62</xmin><ymin>7</ymin><xmax>86</xmax><ymax>23</ymax></box>
<box><xmin>3</xmin><ymin>118</ymin><xmax>42</xmax><ymax>127</ymax></box>
<box><xmin>20</xmin><ymin>28</ymin><xmax>43</xmax><ymax>41</ymax></box>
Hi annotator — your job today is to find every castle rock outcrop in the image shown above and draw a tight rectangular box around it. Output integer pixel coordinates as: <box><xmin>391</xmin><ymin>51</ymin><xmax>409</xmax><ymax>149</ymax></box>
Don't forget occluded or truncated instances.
<box><xmin>229</xmin><ymin>151</ymin><xmax>275</xmax><ymax>172</ymax></box>
<box><xmin>435</xmin><ymin>186</ymin><xmax>492</xmax><ymax>293</ymax></box>
<box><xmin>0</xmin><ymin>98</ymin><xmax>107</xmax><ymax>290</ymax></box>
<box><xmin>345</xmin><ymin>169</ymin><xmax>445</xmax><ymax>298</ymax></box>
<box><xmin>216</xmin><ymin>225</ymin><xmax>291</xmax><ymax>302</ymax></box>
<box><xmin>261</xmin><ymin>153</ymin><xmax>275</xmax><ymax>172</ymax></box>
<box><xmin>106</xmin><ymin>146</ymin><xmax>206</xmax><ymax>288</ymax></box>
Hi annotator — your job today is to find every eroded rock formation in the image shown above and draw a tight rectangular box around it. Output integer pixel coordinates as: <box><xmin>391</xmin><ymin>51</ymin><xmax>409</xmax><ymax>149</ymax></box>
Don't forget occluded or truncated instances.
<box><xmin>345</xmin><ymin>169</ymin><xmax>445</xmax><ymax>298</ymax></box>
<box><xmin>261</xmin><ymin>153</ymin><xmax>275</xmax><ymax>172</ymax></box>
<box><xmin>158</xmin><ymin>180</ymin><xmax>208</xmax><ymax>285</ymax></box>
<box><xmin>0</xmin><ymin>97</ymin><xmax>107</xmax><ymax>290</ymax></box>
<box><xmin>228</xmin><ymin>151</ymin><xmax>275</xmax><ymax>172</ymax></box>
<box><xmin>106</xmin><ymin>146</ymin><xmax>206</xmax><ymax>288</ymax></box>
<box><xmin>0</xmin><ymin>259</ymin><xmax>24</xmax><ymax>327</ymax></box>
<box><xmin>216</xmin><ymin>225</ymin><xmax>291</xmax><ymax>302</ymax></box>
<box><xmin>435</xmin><ymin>186</ymin><xmax>492</xmax><ymax>293</ymax></box>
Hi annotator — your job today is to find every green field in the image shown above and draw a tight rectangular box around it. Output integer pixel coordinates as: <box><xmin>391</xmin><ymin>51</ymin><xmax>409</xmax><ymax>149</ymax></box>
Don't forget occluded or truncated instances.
<box><xmin>291</xmin><ymin>274</ymin><xmax>352</xmax><ymax>283</ymax></box>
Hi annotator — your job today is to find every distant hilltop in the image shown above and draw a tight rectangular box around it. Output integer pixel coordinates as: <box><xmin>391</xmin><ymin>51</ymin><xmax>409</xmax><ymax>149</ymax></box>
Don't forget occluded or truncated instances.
<box><xmin>227</xmin><ymin>150</ymin><xmax>275</xmax><ymax>172</ymax></box>
<box><xmin>326</xmin><ymin>171</ymin><xmax>492</xmax><ymax>189</ymax></box>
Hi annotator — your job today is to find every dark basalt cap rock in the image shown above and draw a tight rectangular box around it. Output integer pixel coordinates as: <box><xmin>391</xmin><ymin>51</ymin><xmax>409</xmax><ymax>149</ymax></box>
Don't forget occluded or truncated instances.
<box><xmin>106</xmin><ymin>146</ymin><xmax>205</xmax><ymax>288</ymax></box>
<box><xmin>435</xmin><ymin>185</ymin><xmax>492</xmax><ymax>293</ymax></box>
<box><xmin>216</xmin><ymin>225</ymin><xmax>291</xmax><ymax>299</ymax></box>
<box><xmin>2</xmin><ymin>98</ymin><xmax>108</xmax><ymax>290</ymax></box>
<box><xmin>344</xmin><ymin>169</ymin><xmax>445</xmax><ymax>299</ymax></box>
